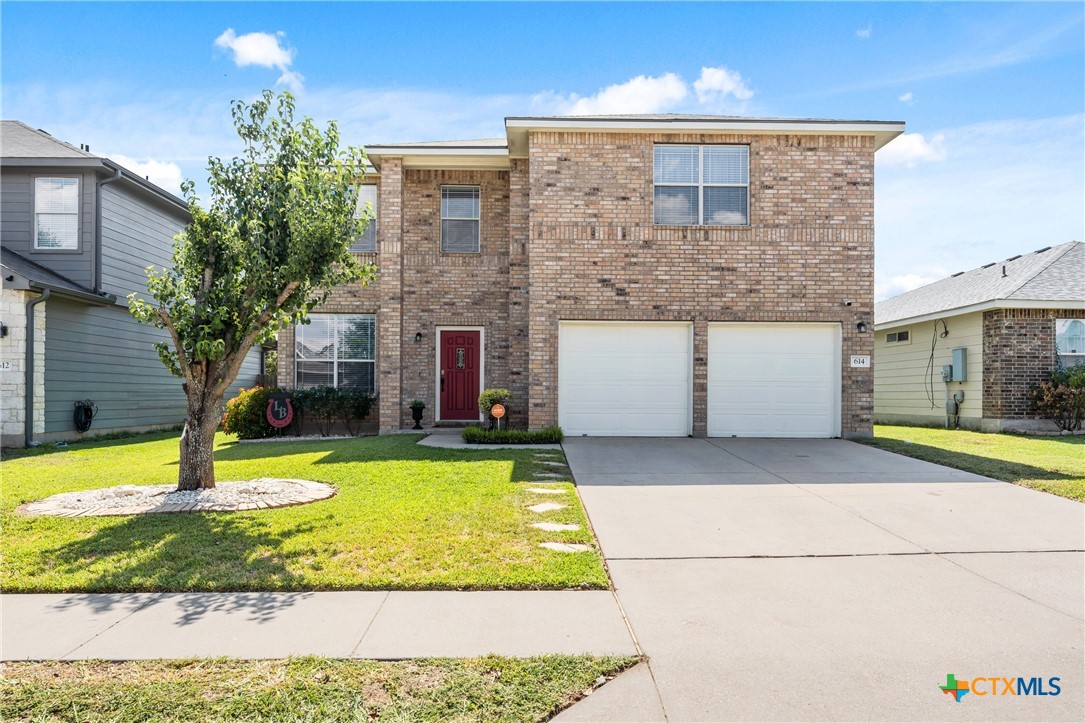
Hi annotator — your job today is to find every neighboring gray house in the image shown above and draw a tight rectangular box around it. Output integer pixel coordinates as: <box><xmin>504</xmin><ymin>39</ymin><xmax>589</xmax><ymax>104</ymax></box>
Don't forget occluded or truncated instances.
<box><xmin>1</xmin><ymin>120</ymin><xmax>259</xmax><ymax>447</ymax></box>
<box><xmin>874</xmin><ymin>241</ymin><xmax>1084</xmax><ymax>432</ymax></box>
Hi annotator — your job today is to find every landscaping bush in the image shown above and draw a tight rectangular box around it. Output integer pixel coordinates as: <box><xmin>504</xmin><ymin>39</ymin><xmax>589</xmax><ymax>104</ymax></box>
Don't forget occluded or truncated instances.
<box><xmin>302</xmin><ymin>386</ymin><xmax>345</xmax><ymax>437</ymax></box>
<box><xmin>343</xmin><ymin>388</ymin><xmax>376</xmax><ymax>436</ymax></box>
<box><xmin>462</xmin><ymin>426</ymin><xmax>564</xmax><ymax>444</ymax></box>
<box><xmin>1031</xmin><ymin>364</ymin><xmax>1085</xmax><ymax>432</ymax></box>
<box><xmin>222</xmin><ymin>386</ymin><xmax>278</xmax><ymax>439</ymax></box>
<box><xmin>478</xmin><ymin>388</ymin><xmax>512</xmax><ymax>429</ymax></box>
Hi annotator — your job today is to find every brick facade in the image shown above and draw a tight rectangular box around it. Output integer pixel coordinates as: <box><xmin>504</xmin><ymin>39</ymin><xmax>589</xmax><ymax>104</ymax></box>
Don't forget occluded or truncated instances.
<box><xmin>982</xmin><ymin>307</ymin><xmax>1085</xmax><ymax>423</ymax></box>
<box><xmin>278</xmin><ymin>128</ymin><xmax>880</xmax><ymax>437</ymax></box>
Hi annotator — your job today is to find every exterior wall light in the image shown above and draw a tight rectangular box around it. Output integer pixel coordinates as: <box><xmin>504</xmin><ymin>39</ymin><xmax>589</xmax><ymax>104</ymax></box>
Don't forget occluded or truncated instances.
<box><xmin>414</xmin><ymin>332</ymin><xmax>423</xmax><ymax>343</ymax></box>
<box><xmin>857</xmin><ymin>322</ymin><xmax>868</xmax><ymax>333</ymax></box>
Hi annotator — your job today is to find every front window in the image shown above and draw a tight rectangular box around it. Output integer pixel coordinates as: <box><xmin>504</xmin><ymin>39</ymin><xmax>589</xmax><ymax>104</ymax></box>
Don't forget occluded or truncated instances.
<box><xmin>1055</xmin><ymin>319</ymin><xmax>1085</xmax><ymax>367</ymax></box>
<box><xmin>34</xmin><ymin>177</ymin><xmax>80</xmax><ymax>249</ymax></box>
<box><xmin>441</xmin><ymin>185</ymin><xmax>480</xmax><ymax>252</ymax></box>
<box><xmin>351</xmin><ymin>185</ymin><xmax>378</xmax><ymax>253</ymax></box>
<box><xmin>295</xmin><ymin>314</ymin><xmax>376</xmax><ymax>391</ymax></box>
<box><xmin>654</xmin><ymin>144</ymin><xmax>749</xmax><ymax>226</ymax></box>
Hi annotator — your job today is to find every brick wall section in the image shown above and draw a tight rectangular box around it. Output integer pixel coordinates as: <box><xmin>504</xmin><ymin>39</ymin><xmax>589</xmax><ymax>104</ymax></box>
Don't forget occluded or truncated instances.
<box><xmin>982</xmin><ymin>308</ymin><xmax>1085</xmax><ymax>420</ymax></box>
<box><xmin>526</xmin><ymin>131</ymin><xmax>876</xmax><ymax>436</ymax></box>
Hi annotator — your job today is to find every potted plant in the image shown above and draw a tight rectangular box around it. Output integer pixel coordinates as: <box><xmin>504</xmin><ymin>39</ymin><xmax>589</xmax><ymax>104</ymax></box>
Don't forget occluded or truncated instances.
<box><xmin>408</xmin><ymin>400</ymin><xmax>426</xmax><ymax>430</ymax></box>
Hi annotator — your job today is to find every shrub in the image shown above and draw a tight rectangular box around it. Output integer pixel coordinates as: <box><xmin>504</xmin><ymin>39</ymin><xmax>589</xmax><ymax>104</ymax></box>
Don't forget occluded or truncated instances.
<box><xmin>344</xmin><ymin>388</ymin><xmax>376</xmax><ymax>436</ymax></box>
<box><xmin>304</xmin><ymin>386</ymin><xmax>346</xmax><ymax>437</ymax></box>
<box><xmin>1031</xmin><ymin>364</ymin><xmax>1085</xmax><ymax>432</ymax></box>
<box><xmin>462</xmin><ymin>426</ymin><xmax>564</xmax><ymax>444</ymax></box>
<box><xmin>222</xmin><ymin>386</ymin><xmax>278</xmax><ymax>439</ymax></box>
<box><xmin>477</xmin><ymin>388</ymin><xmax>512</xmax><ymax>429</ymax></box>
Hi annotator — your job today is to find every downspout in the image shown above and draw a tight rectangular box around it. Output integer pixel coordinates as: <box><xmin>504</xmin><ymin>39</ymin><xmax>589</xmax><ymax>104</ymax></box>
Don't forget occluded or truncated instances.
<box><xmin>25</xmin><ymin>289</ymin><xmax>50</xmax><ymax>447</ymax></box>
<box><xmin>94</xmin><ymin>167</ymin><xmax>123</xmax><ymax>294</ymax></box>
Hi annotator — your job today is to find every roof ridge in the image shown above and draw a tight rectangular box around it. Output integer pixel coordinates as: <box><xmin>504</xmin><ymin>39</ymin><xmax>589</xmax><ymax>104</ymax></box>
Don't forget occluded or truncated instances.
<box><xmin>1001</xmin><ymin>241</ymin><xmax>1077</xmax><ymax>299</ymax></box>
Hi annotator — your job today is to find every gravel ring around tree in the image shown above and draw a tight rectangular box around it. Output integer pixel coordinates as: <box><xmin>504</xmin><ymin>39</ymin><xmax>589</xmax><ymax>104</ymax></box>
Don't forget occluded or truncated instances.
<box><xmin>16</xmin><ymin>479</ymin><xmax>336</xmax><ymax>517</ymax></box>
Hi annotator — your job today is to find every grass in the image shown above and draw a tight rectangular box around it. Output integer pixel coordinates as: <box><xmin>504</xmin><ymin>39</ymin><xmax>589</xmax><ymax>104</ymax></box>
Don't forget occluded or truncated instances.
<box><xmin>859</xmin><ymin>425</ymin><xmax>1085</xmax><ymax>502</ymax></box>
<box><xmin>1</xmin><ymin>655</ymin><xmax>638</xmax><ymax>722</ymax></box>
<box><xmin>1</xmin><ymin>432</ymin><xmax>608</xmax><ymax>593</ymax></box>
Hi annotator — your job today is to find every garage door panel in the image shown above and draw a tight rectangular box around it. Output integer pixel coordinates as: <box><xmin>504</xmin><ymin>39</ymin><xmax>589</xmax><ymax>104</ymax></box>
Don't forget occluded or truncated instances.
<box><xmin>559</xmin><ymin>323</ymin><xmax>691</xmax><ymax>437</ymax></box>
<box><xmin>708</xmin><ymin>324</ymin><xmax>840</xmax><ymax>438</ymax></box>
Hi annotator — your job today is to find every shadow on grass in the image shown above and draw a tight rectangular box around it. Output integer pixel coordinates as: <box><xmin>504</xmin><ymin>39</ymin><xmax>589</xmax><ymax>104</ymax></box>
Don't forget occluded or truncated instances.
<box><xmin>862</xmin><ymin>439</ymin><xmax>1080</xmax><ymax>484</ymax></box>
<box><xmin>43</xmin><ymin>512</ymin><xmax>317</xmax><ymax>622</ymax></box>
<box><xmin>213</xmin><ymin>434</ymin><xmax>555</xmax><ymax>483</ymax></box>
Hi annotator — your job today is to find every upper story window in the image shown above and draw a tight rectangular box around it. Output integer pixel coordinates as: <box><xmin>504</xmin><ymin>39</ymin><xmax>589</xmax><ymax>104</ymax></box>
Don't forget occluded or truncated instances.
<box><xmin>295</xmin><ymin>314</ymin><xmax>376</xmax><ymax>392</ymax></box>
<box><xmin>653</xmin><ymin>145</ymin><xmax>748</xmax><ymax>226</ymax></box>
<box><xmin>441</xmin><ymin>185</ymin><xmax>480</xmax><ymax>253</ymax></box>
<box><xmin>1055</xmin><ymin>319</ymin><xmax>1085</xmax><ymax>367</ymax></box>
<box><xmin>34</xmin><ymin>177</ymin><xmax>80</xmax><ymax>250</ymax></box>
<box><xmin>351</xmin><ymin>185</ymin><xmax>378</xmax><ymax>253</ymax></box>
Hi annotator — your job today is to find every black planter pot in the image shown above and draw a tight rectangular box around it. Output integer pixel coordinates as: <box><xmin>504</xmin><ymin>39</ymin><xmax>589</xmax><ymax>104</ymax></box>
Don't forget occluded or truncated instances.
<box><xmin>411</xmin><ymin>407</ymin><xmax>425</xmax><ymax>430</ymax></box>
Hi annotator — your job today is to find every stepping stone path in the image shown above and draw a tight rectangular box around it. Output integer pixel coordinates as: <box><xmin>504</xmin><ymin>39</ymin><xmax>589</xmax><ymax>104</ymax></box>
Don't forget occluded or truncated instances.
<box><xmin>527</xmin><ymin>487</ymin><xmax>566</xmax><ymax>495</ymax></box>
<box><xmin>539</xmin><ymin>542</ymin><xmax>592</xmax><ymax>553</ymax></box>
<box><xmin>536</xmin><ymin>460</ymin><xmax>568</xmax><ymax>468</ymax></box>
<box><xmin>531</xmin><ymin>522</ymin><xmax>581</xmax><ymax>532</ymax></box>
<box><xmin>527</xmin><ymin>502</ymin><xmax>567</xmax><ymax>514</ymax></box>
<box><xmin>17</xmin><ymin>479</ymin><xmax>335</xmax><ymax>517</ymax></box>
<box><xmin>533</xmin><ymin>472</ymin><xmax>566</xmax><ymax>479</ymax></box>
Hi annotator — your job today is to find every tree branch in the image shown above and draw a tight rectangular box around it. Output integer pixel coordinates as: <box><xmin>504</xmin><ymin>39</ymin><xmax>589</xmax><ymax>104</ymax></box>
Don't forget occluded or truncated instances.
<box><xmin>211</xmin><ymin>280</ymin><xmax>301</xmax><ymax>398</ymax></box>
<box><xmin>158</xmin><ymin>307</ymin><xmax>194</xmax><ymax>384</ymax></box>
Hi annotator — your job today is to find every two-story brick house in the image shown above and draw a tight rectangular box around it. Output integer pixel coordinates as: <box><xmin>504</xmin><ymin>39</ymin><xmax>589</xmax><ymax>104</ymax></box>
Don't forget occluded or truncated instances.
<box><xmin>277</xmin><ymin>115</ymin><xmax>904</xmax><ymax>438</ymax></box>
<box><xmin>0</xmin><ymin>120</ymin><xmax>259</xmax><ymax>447</ymax></box>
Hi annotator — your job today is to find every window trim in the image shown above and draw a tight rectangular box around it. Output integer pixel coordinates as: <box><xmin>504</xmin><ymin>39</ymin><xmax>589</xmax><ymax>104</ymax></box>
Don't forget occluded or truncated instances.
<box><xmin>440</xmin><ymin>184</ymin><xmax>481</xmax><ymax>253</ymax></box>
<box><xmin>32</xmin><ymin>174</ymin><xmax>82</xmax><ymax>253</ymax></box>
<box><xmin>294</xmin><ymin>313</ymin><xmax>377</xmax><ymax>392</ymax></box>
<box><xmin>653</xmin><ymin>144</ymin><xmax>750</xmax><ymax>227</ymax></box>
<box><xmin>885</xmin><ymin>329</ymin><xmax>911</xmax><ymax>345</ymax></box>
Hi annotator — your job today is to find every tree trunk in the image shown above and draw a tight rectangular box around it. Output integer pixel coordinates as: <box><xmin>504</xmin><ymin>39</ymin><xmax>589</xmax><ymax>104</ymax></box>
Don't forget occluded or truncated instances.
<box><xmin>177</xmin><ymin>388</ymin><xmax>224</xmax><ymax>491</ymax></box>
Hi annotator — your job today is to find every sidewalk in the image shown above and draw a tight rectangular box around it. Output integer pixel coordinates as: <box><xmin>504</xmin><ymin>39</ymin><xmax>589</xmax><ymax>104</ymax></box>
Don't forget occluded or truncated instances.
<box><xmin>1</xmin><ymin>590</ymin><xmax>637</xmax><ymax>661</ymax></box>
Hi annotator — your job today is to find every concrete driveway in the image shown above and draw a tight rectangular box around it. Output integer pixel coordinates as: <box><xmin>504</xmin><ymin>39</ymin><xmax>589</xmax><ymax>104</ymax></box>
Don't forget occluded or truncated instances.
<box><xmin>557</xmin><ymin>438</ymin><xmax>1085</xmax><ymax>722</ymax></box>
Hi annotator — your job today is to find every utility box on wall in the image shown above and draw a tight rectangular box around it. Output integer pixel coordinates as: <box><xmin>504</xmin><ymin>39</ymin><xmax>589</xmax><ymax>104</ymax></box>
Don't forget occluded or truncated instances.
<box><xmin>951</xmin><ymin>348</ymin><xmax>968</xmax><ymax>382</ymax></box>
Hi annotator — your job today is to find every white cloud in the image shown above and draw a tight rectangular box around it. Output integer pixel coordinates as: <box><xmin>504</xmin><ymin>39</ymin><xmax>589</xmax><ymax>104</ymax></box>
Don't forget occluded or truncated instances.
<box><xmin>214</xmin><ymin>29</ymin><xmax>304</xmax><ymax>92</ymax></box>
<box><xmin>898</xmin><ymin>91</ymin><xmax>914</xmax><ymax>104</ymax></box>
<box><xmin>877</xmin><ymin>132</ymin><xmax>947</xmax><ymax>167</ymax></box>
<box><xmin>537</xmin><ymin>72</ymin><xmax>688</xmax><ymax>115</ymax></box>
<box><xmin>876</xmin><ymin>115</ymin><xmax>1084</xmax><ymax>303</ymax></box>
<box><xmin>856</xmin><ymin>25</ymin><xmax>872</xmax><ymax>39</ymax></box>
<box><xmin>109</xmin><ymin>155</ymin><xmax>186</xmax><ymax>195</ymax></box>
<box><xmin>693</xmin><ymin>66</ymin><xmax>753</xmax><ymax>109</ymax></box>
<box><xmin>876</xmin><ymin>272</ymin><xmax>945</xmax><ymax>301</ymax></box>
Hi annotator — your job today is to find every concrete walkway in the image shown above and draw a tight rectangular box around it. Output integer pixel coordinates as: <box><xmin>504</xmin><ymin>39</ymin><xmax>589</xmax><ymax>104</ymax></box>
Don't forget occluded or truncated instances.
<box><xmin>559</xmin><ymin>437</ymin><xmax>1085</xmax><ymax>721</ymax></box>
<box><xmin>1</xmin><ymin>590</ymin><xmax>637</xmax><ymax>661</ymax></box>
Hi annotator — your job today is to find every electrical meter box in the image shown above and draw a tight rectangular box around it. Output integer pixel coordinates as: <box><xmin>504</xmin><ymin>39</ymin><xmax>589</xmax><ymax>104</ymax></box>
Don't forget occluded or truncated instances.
<box><xmin>951</xmin><ymin>348</ymin><xmax>968</xmax><ymax>382</ymax></box>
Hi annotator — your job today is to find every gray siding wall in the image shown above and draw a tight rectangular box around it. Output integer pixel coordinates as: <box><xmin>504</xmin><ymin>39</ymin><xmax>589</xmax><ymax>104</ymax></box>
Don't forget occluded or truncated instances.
<box><xmin>100</xmin><ymin>182</ymin><xmax>184</xmax><ymax>298</ymax></box>
<box><xmin>1</xmin><ymin>168</ymin><xmax>95</xmax><ymax>288</ymax></box>
<box><xmin>43</xmin><ymin>296</ymin><xmax>261</xmax><ymax>437</ymax></box>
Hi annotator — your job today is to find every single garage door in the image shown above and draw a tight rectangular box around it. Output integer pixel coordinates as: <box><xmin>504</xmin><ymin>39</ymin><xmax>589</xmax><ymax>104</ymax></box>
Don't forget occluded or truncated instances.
<box><xmin>708</xmin><ymin>323</ymin><xmax>840</xmax><ymax>438</ymax></box>
<box><xmin>559</xmin><ymin>322</ymin><xmax>691</xmax><ymax>436</ymax></box>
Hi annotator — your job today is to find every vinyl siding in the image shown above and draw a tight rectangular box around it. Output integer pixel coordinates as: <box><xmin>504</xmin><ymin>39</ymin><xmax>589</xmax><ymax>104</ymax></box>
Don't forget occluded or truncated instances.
<box><xmin>43</xmin><ymin>297</ymin><xmax>260</xmax><ymax>436</ymax></box>
<box><xmin>100</xmin><ymin>182</ymin><xmax>184</xmax><ymax>298</ymax></box>
<box><xmin>873</xmin><ymin>312</ymin><xmax>984</xmax><ymax>423</ymax></box>
<box><xmin>1</xmin><ymin>168</ymin><xmax>95</xmax><ymax>288</ymax></box>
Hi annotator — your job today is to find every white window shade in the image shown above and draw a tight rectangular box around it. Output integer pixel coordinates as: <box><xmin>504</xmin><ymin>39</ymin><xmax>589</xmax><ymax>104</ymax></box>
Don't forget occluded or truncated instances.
<box><xmin>441</xmin><ymin>186</ymin><xmax>480</xmax><ymax>252</ymax></box>
<box><xmin>34</xmin><ymin>177</ymin><xmax>79</xmax><ymax>249</ymax></box>
<box><xmin>654</xmin><ymin>145</ymin><xmax>699</xmax><ymax>184</ymax></box>
<box><xmin>653</xmin><ymin>145</ymin><xmax>749</xmax><ymax>226</ymax></box>
<box><xmin>352</xmin><ymin>185</ymin><xmax>378</xmax><ymax>252</ymax></box>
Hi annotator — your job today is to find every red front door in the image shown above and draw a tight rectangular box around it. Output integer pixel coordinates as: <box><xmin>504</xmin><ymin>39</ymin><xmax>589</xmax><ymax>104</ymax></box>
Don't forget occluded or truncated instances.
<box><xmin>440</xmin><ymin>330</ymin><xmax>481</xmax><ymax>420</ymax></box>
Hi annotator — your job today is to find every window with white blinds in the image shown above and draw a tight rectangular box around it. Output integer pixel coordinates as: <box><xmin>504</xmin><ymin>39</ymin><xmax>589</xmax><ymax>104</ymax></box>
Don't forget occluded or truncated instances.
<box><xmin>653</xmin><ymin>145</ymin><xmax>749</xmax><ymax>226</ymax></box>
<box><xmin>295</xmin><ymin>314</ymin><xmax>377</xmax><ymax>391</ymax></box>
<box><xmin>1056</xmin><ymin>319</ymin><xmax>1085</xmax><ymax>367</ymax></box>
<box><xmin>441</xmin><ymin>185</ymin><xmax>480</xmax><ymax>253</ymax></box>
<box><xmin>34</xmin><ymin>177</ymin><xmax>80</xmax><ymax>249</ymax></box>
<box><xmin>351</xmin><ymin>185</ymin><xmax>378</xmax><ymax>253</ymax></box>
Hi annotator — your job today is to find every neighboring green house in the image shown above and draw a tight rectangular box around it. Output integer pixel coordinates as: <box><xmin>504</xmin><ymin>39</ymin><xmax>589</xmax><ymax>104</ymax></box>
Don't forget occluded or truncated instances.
<box><xmin>874</xmin><ymin>241</ymin><xmax>1084</xmax><ymax>432</ymax></box>
<box><xmin>0</xmin><ymin>121</ymin><xmax>259</xmax><ymax>447</ymax></box>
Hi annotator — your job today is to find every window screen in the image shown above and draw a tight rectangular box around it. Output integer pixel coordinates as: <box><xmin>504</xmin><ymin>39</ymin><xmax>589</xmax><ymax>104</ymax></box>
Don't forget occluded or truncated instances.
<box><xmin>441</xmin><ymin>185</ymin><xmax>480</xmax><ymax>253</ymax></box>
<box><xmin>35</xmin><ymin>177</ymin><xmax>80</xmax><ymax>249</ymax></box>
<box><xmin>653</xmin><ymin>145</ymin><xmax>748</xmax><ymax>226</ymax></box>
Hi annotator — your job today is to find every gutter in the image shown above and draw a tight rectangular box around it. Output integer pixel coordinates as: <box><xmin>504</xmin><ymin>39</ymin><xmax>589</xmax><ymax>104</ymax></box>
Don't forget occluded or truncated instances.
<box><xmin>25</xmin><ymin>289</ymin><xmax>49</xmax><ymax>447</ymax></box>
<box><xmin>94</xmin><ymin>167</ymin><xmax>123</xmax><ymax>294</ymax></box>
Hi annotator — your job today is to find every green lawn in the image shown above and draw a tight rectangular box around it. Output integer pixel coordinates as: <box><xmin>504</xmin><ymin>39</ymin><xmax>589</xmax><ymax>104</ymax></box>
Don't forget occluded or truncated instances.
<box><xmin>1</xmin><ymin>433</ymin><xmax>609</xmax><ymax>593</ymax></box>
<box><xmin>859</xmin><ymin>425</ymin><xmax>1085</xmax><ymax>502</ymax></box>
<box><xmin>1</xmin><ymin>656</ymin><xmax>637</xmax><ymax>722</ymax></box>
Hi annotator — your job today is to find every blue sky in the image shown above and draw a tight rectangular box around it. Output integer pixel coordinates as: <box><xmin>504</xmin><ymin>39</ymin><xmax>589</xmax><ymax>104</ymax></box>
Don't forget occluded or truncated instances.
<box><xmin>3</xmin><ymin>1</ymin><xmax>1083</xmax><ymax>299</ymax></box>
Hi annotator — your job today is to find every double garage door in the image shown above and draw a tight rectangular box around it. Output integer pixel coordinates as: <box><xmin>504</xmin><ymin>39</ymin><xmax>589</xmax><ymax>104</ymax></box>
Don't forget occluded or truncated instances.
<box><xmin>558</xmin><ymin>322</ymin><xmax>840</xmax><ymax>437</ymax></box>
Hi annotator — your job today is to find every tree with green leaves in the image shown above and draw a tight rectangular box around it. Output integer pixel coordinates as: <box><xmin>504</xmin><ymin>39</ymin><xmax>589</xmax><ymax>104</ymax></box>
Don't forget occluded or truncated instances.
<box><xmin>130</xmin><ymin>90</ymin><xmax>375</xmax><ymax>490</ymax></box>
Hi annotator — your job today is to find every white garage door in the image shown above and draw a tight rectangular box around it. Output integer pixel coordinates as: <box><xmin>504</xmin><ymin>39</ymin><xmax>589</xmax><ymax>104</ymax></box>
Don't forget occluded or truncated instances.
<box><xmin>708</xmin><ymin>323</ymin><xmax>840</xmax><ymax>438</ymax></box>
<box><xmin>559</xmin><ymin>322</ymin><xmax>691</xmax><ymax>436</ymax></box>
